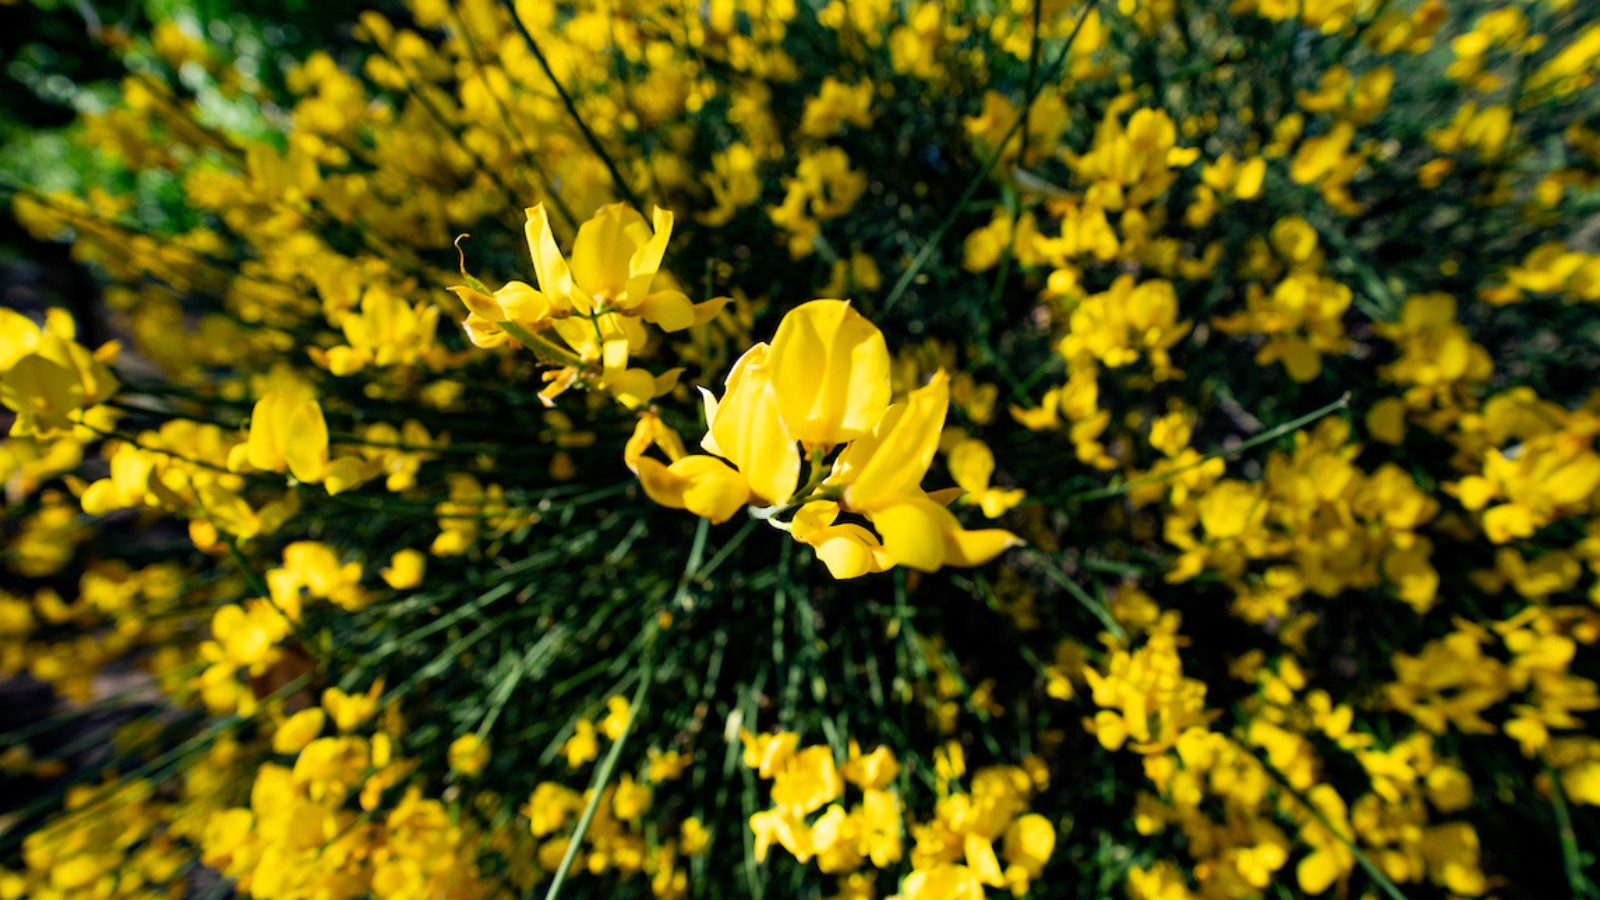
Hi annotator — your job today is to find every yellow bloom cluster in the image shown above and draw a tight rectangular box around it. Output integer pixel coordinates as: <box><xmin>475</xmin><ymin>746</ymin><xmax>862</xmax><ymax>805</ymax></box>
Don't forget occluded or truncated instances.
<box><xmin>453</xmin><ymin>204</ymin><xmax>723</xmax><ymax>408</ymax></box>
<box><xmin>0</xmin><ymin>308</ymin><xmax>119</xmax><ymax>440</ymax></box>
<box><xmin>743</xmin><ymin>732</ymin><xmax>1054</xmax><ymax>898</ymax></box>
<box><xmin>5</xmin><ymin>0</ymin><xmax>1600</xmax><ymax>896</ymax></box>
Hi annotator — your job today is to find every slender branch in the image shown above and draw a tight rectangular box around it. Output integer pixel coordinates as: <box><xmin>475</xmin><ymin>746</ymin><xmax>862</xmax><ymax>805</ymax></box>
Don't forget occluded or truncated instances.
<box><xmin>1034</xmin><ymin>554</ymin><xmax>1128</xmax><ymax>643</ymax></box>
<box><xmin>1547</xmin><ymin>761</ymin><xmax>1597</xmax><ymax>899</ymax></box>
<box><xmin>500</xmin><ymin>0</ymin><xmax>643</xmax><ymax>209</ymax></box>
<box><xmin>1060</xmin><ymin>392</ymin><xmax>1351</xmax><ymax>504</ymax></box>
<box><xmin>544</xmin><ymin>519</ymin><xmax>708</xmax><ymax>898</ymax></box>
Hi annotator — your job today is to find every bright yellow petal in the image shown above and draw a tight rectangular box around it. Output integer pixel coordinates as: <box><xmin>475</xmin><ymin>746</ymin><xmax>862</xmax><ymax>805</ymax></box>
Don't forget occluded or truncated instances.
<box><xmin>635</xmin><ymin>290</ymin><xmax>695</xmax><ymax>332</ymax></box>
<box><xmin>281</xmin><ymin>398</ymin><xmax>330</xmax><ymax>484</ymax></box>
<box><xmin>606</xmin><ymin>367</ymin><xmax>658</xmax><ymax>410</ymax></box>
<box><xmin>623</xmin><ymin>206</ymin><xmax>673</xmax><ymax>303</ymax></box>
<box><xmin>767</xmin><ymin>300</ymin><xmax>891</xmax><ymax>447</ymax></box>
<box><xmin>670</xmin><ymin>455</ymin><xmax>750</xmax><ymax>524</ymax></box>
<box><xmin>495</xmin><ymin>281</ymin><xmax>558</xmax><ymax>327</ymax></box>
<box><xmin>868</xmin><ymin>498</ymin><xmax>948</xmax><ymax>572</ymax></box>
<box><xmin>0</xmin><ymin>308</ymin><xmax>43</xmax><ymax>370</ymax></box>
<box><xmin>448</xmin><ymin>285</ymin><xmax>503</xmax><ymax>320</ymax></box>
<box><xmin>844</xmin><ymin>371</ymin><xmax>949</xmax><ymax>511</ymax></box>
<box><xmin>323</xmin><ymin>456</ymin><xmax>373</xmax><ymax>495</ymax></box>
<box><xmin>634</xmin><ymin>456</ymin><xmax>688</xmax><ymax>510</ymax></box>
<box><xmin>571</xmin><ymin>203</ymin><xmax>646</xmax><ymax>301</ymax></box>
<box><xmin>525</xmin><ymin>204</ymin><xmax>575</xmax><ymax>308</ymax></box>
<box><xmin>806</xmin><ymin>524</ymin><xmax>890</xmax><ymax>579</ymax></box>
<box><xmin>690</xmin><ymin>297</ymin><xmax>730</xmax><ymax>326</ymax></box>
<box><xmin>246</xmin><ymin>393</ymin><xmax>288</xmax><ymax>472</ymax></box>
<box><xmin>946</xmin><ymin>437</ymin><xmax>995</xmax><ymax>494</ymax></box>
<box><xmin>709</xmin><ymin>344</ymin><xmax>801</xmax><ymax>506</ymax></box>
<box><xmin>941</xmin><ymin>523</ymin><xmax>1024</xmax><ymax>567</ymax></box>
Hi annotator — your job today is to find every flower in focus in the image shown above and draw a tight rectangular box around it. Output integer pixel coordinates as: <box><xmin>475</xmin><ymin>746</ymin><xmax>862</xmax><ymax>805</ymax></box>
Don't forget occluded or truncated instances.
<box><xmin>632</xmin><ymin>299</ymin><xmax>1021</xmax><ymax>578</ymax></box>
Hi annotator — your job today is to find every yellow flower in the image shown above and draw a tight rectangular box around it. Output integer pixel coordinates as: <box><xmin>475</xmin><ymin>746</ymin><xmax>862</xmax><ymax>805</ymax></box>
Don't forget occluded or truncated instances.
<box><xmin>0</xmin><ymin>309</ymin><xmax>120</xmax><ymax>438</ymax></box>
<box><xmin>947</xmin><ymin>438</ymin><xmax>1026</xmax><ymax>518</ymax></box>
<box><xmin>562</xmin><ymin>719</ymin><xmax>600</xmax><ymax>769</ymax></box>
<box><xmin>322</xmin><ymin>680</ymin><xmax>383</xmax><ymax>731</ymax></box>
<box><xmin>770</xmin><ymin>745</ymin><xmax>844</xmax><ymax>815</ymax></box>
<box><xmin>451</xmin><ymin>278</ymin><xmax>570</xmax><ymax>348</ymax></box>
<box><xmin>680</xmin><ymin>817</ymin><xmax>711</xmax><ymax>855</ymax></box>
<box><xmin>740</xmin><ymin>728</ymin><xmax>800</xmax><ymax>777</ymax></box>
<box><xmin>379</xmin><ymin>549</ymin><xmax>426</xmax><ymax>590</ymax></box>
<box><xmin>238</xmin><ymin>391</ymin><xmax>330</xmax><ymax>484</ymax></box>
<box><xmin>526</xmin><ymin>782</ymin><xmax>581</xmax><ymax>836</ymax></box>
<box><xmin>1003</xmin><ymin>814</ymin><xmax>1056</xmax><ymax>882</ymax></box>
<box><xmin>457</xmin><ymin>203</ymin><xmax>723</xmax><ymax>409</ymax></box>
<box><xmin>750</xmin><ymin>806</ymin><xmax>814</xmax><ymax>863</ymax></box>
<box><xmin>841</xmin><ymin>742</ymin><xmax>900</xmax><ymax>790</ymax></box>
<box><xmin>611</xmin><ymin>773</ymin><xmax>653</xmax><ymax>821</ymax></box>
<box><xmin>447</xmin><ymin>734</ymin><xmax>489</xmax><ymax>777</ymax></box>
<box><xmin>828</xmin><ymin>373</ymin><xmax>1022</xmax><ymax>573</ymax></box>
<box><xmin>600</xmin><ymin>695</ymin><xmax>632</xmax><ymax>741</ymax></box>
<box><xmin>562</xmin><ymin>204</ymin><xmax>698</xmax><ymax>330</ymax></box>
<box><xmin>272</xmin><ymin>709</ymin><xmax>327</xmax><ymax>755</ymax></box>
<box><xmin>900</xmin><ymin>863</ymin><xmax>985</xmax><ymax>900</ymax></box>
<box><xmin>625</xmin><ymin>413</ymin><xmax>750</xmax><ymax>524</ymax></box>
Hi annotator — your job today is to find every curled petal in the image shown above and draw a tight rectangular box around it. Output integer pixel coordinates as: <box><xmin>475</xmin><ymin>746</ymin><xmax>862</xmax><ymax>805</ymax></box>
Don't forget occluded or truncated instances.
<box><xmin>804</xmin><ymin>523</ymin><xmax>892</xmax><ymax>579</ymax></box>
<box><xmin>868</xmin><ymin>494</ymin><xmax>1022</xmax><ymax>573</ymax></box>
<box><xmin>605</xmin><ymin>367</ymin><xmax>659</xmax><ymax>409</ymax></box>
<box><xmin>496</xmin><ymin>281</ymin><xmax>562</xmax><ymax>327</ymax></box>
<box><xmin>462</xmin><ymin>313</ymin><xmax>508</xmax><ymax>348</ymax></box>
<box><xmin>448</xmin><ymin>284</ymin><xmax>503</xmax><ymax>320</ymax></box>
<box><xmin>627</xmin><ymin>414</ymin><xmax>748</xmax><ymax>522</ymax></box>
<box><xmin>623</xmin><ymin>206</ymin><xmax>674</xmax><ymax>304</ymax></box>
<box><xmin>942</xmin><ymin>522</ymin><xmax>1025</xmax><ymax>567</ymax></box>
<box><xmin>672</xmin><ymin>456</ymin><xmax>751</xmax><ymax>524</ymax></box>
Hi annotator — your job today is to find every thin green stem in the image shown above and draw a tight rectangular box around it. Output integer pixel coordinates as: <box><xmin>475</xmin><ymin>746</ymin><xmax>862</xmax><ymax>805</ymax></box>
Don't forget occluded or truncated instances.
<box><xmin>1061</xmin><ymin>392</ymin><xmax>1351</xmax><ymax>504</ymax></box>
<box><xmin>543</xmin><ymin>517</ymin><xmax>709</xmax><ymax>899</ymax></box>
<box><xmin>500</xmin><ymin>0</ymin><xmax>642</xmax><ymax>209</ymax></box>
<box><xmin>498</xmin><ymin>320</ymin><xmax>591</xmax><ymax>370</ymax></box>
<box><xmin>1547</xmin><ymin>761</ymin><xmax>1596</xmax><ymax>899</ymax></box>
<box><xmin>1034</xmin><ymin>554</ymin><xmax>1128</xmax><ymax>643</ymax></box>
<box><xmin>1245</xmin><ymin>743</ymin><xmax>1411</xmax><ymax>900</ymax></box>
<box><xmin>542</xmin><ymin>630</ymin><xmax>657</xmax><ymax>900</ymax></box>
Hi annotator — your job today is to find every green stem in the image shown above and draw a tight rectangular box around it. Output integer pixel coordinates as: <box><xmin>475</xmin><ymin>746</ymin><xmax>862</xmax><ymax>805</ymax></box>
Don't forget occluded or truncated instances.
<box><xmin>749</xmin><ymin>447</ymin><xmax>831</xmax><ymax>525</ymax></box>
<box><xmin>1244</xmin><ymin>743</ymin><xmax>1411</xmax><ymax>900</ymax></box>
<box><xmin>498</xmin><ymin>320</ymin><xmax>591</xmax><ymax>371</ymax></box>
<box><xmin>1034</xmin><ymin>554</ymin><xmax>1128</xmax><ymax>643</ymax></box>
<box><xmin>1061</xmin><ymin>392</ymin><xmax>1351</xmax><ymax>504</ymax></box>
<box><xmin>542</xmin><ymin>628</ymin><xmax>656</xmax><ymax>900</ymax></box>
<box><xmin>545</xmin><ymin>519</ymin><xmax>710</xmax><ymax>899</ymax></box>
<box><xmin>500</xmin><ymin>0</ymin><xmax>643</xmax><ymax>210</ymax></box>
<box><xmin>1547</xmin><ymin>761</ymin><xmax>1596</xmax><ymax>899</ymax></box>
